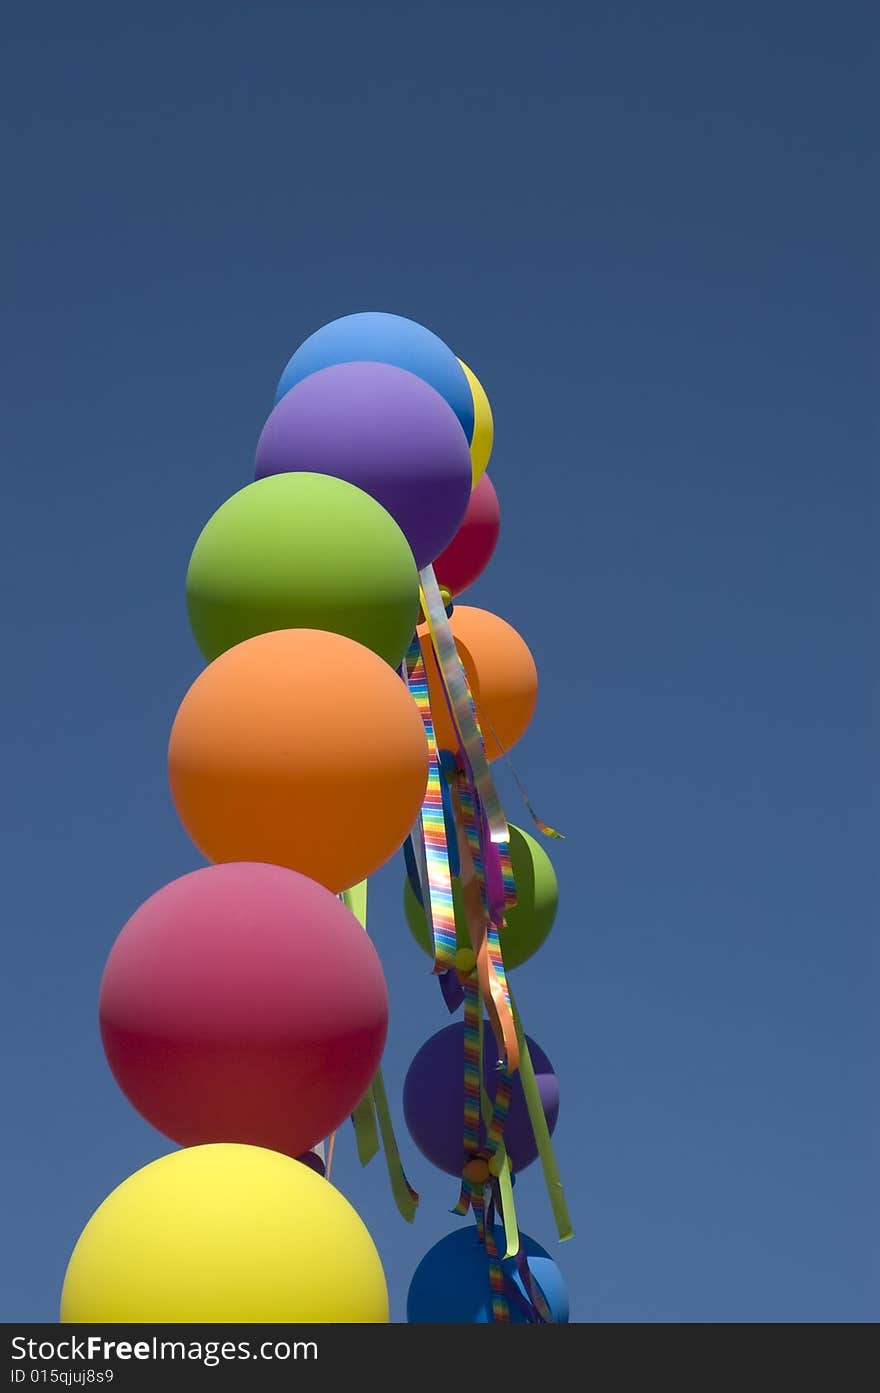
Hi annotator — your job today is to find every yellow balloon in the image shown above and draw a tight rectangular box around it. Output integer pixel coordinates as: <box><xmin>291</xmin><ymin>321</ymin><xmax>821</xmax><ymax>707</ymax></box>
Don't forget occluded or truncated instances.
<box><xmin>457</xmin><ymin>357</ymin><xmax>494</xmax><ymax>485</ymax></box>
<box><xmin>61</xmin><ymin>1144</ymin><xmax>389</xmax><ymax>1323</ymax></box>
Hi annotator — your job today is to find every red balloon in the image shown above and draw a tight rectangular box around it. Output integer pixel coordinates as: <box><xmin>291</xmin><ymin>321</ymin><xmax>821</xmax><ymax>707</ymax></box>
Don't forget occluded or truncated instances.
<box><xmin>432</xmin><ymin>473</ymin><xmax>500</xmax><ymax>597</ymax></box>
<box><xmin>99</xmin><ymin>863</ymin><xmax>388</xmax><ymax>1158</ymax></box>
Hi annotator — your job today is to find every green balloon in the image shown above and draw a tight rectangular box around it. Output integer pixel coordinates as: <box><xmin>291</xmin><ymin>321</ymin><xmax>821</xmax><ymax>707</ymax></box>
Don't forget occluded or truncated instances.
<box><xmin>186</xmin><ymin>473</ymin><xmax>420</xmax><ymax>667</ymax></box>
<box><xmin>403</xmin><ymin>824</ymin><xmax>558</xmax><ymax>970</ymax></box>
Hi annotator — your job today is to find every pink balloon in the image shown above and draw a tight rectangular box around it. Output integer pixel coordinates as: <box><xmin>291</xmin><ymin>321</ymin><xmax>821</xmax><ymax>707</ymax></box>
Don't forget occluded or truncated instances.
<box><xmin>432</xmin><ymin>473</ymin><xmax>500</xmax><ymax>597</ymax></box>
<box><xmin>100</xmin><ymin>862</ymin><xmax>388</xmax><ymax>1158</ymax></box>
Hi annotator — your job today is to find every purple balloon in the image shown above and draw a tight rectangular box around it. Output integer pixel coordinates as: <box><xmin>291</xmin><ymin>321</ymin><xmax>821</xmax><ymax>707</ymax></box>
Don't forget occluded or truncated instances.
<box><xmin>403</xmin><ymin>1022</ymin><xmax>559</xmax><ymax>1177</ymax></box>
<box><xmin>296</xmin><ymin>1150</ymin><xmax>326</xmax><ymax>1177</ymax></box>
<box><xmin>254</xmin><ymin>361</ymin><xmax>472</xmax><ymax>570</ymax></box>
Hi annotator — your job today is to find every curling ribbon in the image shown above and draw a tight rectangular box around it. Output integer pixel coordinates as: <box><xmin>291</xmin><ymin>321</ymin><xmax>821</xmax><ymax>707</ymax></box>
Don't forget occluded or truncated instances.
<box><xmin>401</xmin><ymin>640</ymin><xmax>458</xmax><ymax>973</ymax></box>
<box><xmin>483</xmin><ymin>713</ymin><xmax>565</xmax><ymax>840</ymax></box>
<box><xmin>452</xmin><ymin>980</ymin><xmax>511</xmax><ymax>1322</ymax></box>
<box><xmin>418</xmin><ymin>565</ymin><xmax>508</xmax><ymax>844</ymax></box>
<box><xmin>341</xmin><ymin>883</ymin><xmax>419</xmax><ymax>1222</ymax></box>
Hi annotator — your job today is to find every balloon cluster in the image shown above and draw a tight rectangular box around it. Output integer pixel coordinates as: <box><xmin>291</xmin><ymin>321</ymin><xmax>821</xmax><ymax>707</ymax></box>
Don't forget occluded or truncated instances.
<box><xmin>60</xmin><ymin>311</ymin><xmax>569</xmax><ymax>1324</ymax></box>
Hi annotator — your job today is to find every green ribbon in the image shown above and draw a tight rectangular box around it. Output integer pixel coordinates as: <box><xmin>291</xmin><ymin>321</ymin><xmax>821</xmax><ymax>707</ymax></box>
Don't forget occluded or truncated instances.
<box><xmin>478</xmin><ymin>1020</ymin><xmax>520</xmax><ymax>1259</ymax></box>
<box><xmin>510</xmin><ymin>990</ymin><xmax>573</xmax><ymax>1242</ymax></box>
<box><xmin>372</xmin><ymin>1066</ymin><xmax>418</xmax><ymax>1223</ymax></box>
<box><xmin>350</xmin><ymin>1089</ymin><xmax>380</xmax><ymax>1165</ymax></box>
<box><xmin>341</xmin><ymin>881</ymin><xmax>419</xmax><ymax>1223</ymax></box>
<box><xmin>342</xmin><ymin>879</ymin><xmax>369</xmax><ymax>929</ymax></box>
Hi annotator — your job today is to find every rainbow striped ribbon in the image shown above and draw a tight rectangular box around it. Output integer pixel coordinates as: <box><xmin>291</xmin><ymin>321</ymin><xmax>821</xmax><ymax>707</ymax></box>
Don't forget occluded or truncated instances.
<box><xmin>485</xmin><ymin>1062</ymin><xmax>512</xmax><ymax>1156</ymax></box>
<box><xmin>448</xmin><ymin>775</ymin><xmax>518</xmax><ymax>1073</ymax></box>
<box><xmin>418</xmin><ymin>566</ymin><xmax>508</xmax><ymax>845</ymax></box>
<box><xmin>402</xmin><ymin>639</ymin><xmax>457</xmax><ymax>973</ymax></box>
<box><xmin>486</xmin><ymin>918</ymin><xmax>514</xmax><ymax>1061</ymax></box>
<box><xmin>461</xmin><ymin>977</ymin><xmax>483</xmax><ymax>1167</ymax></box>
<box><xmin>458</xmin><ymin>776</ymin><xmax>486</xmax><ymax>889</ymax></box>
<box><xmin>457</xmin><ymin>773</ymin><xmax>514</xmax><ymax>924</ymax></box>
<box><xmin>499</xmin><ymin>838</ymin><xmax>518</xmax><ymax>913</ymax></box>
<box><xmin>452</xmin><ymin>979</ymin><xmax>511</xmax><ymax>1323</ymax></box>
<box><xmin>479</xmin><ymin>1183</ymin><xmax>552</xmax><ymax>1322</ymax></box>
<box><xmin>457</xmin><ymin>775</ymin><xmax>516</xmax><ymax>1063</ymax></box>
<box><xmin>513</xmin><ymin>1247</ymin><xmax>555</xmax><ymax>1323</ymax></box>
<box><xmin>476</xmin><ymin>1192</ymin><xmax>510</xmax><ymax>1324</ymax></box>
<box><xmin>437</xmin><ymin>653</ymin><xmax>517</xmax><ymax>921</ymax></box>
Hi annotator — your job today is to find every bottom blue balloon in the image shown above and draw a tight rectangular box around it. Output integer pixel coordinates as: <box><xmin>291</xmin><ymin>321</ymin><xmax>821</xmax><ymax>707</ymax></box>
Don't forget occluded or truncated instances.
<box><xmin>407</xmin><ymin>1225</ymin><xmax>569</xmax><ymax>1324</ymax></box>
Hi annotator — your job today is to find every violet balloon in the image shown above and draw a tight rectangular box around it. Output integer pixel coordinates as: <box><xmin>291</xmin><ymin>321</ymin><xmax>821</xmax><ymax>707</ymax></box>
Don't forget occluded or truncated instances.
<box><xmin>403</xmin><ymin>1022</ymin><xmax>559</xmax><ymax>1176</ymax></box>
<box><xmin>297</xmin><ymin>1151</ymin><xmax>326</xmax><ymax>1177</ymax></box>
<box><xmin>254</xmin><ymin>362</ymin><xmax>472</xmax><ymax>570</ymax></box>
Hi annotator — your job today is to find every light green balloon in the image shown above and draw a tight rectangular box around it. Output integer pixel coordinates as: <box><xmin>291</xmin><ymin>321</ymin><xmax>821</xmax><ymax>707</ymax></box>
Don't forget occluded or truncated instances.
<box><xmin>403</xmin><ymin>824</ymin><xmax>558</xmax><ymax>970</ymax></box>
<box><xmin>186</xmin><ymin>473</ymin><xmax>420</xmax><ymax>667</ymax></box>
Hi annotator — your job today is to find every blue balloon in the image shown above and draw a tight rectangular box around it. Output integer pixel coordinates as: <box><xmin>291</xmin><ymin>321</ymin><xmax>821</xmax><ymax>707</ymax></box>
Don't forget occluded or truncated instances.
<box><xmin>274</xmin><ymin>312</ymin><xmax>475</xmax><ymax>443</ymax></box>
<box><xmin>407</xmin><ymin>1226</ymin><xmax>569</xmax><ymax>1324</ymax></box>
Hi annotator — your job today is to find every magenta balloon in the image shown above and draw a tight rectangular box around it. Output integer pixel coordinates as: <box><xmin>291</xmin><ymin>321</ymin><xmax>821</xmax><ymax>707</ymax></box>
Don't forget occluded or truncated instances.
<box><xmin>254</xmin><ymin>361</ymin><xmax>472</xmax><ymax>569</ymax></box>
<box><xmin>99</xmin><ymin>862</ymin><xmax>388</xmax><ymax>1159</ymax></box>
<box><xmin>432</xmin><ymin>473</ymin><xmax>501</xmax><ymax>596</ymax></box>
<box><xmin>403</xmin><ymin>1022</ymin><xmax>559</xmax><ymax>1176</ymax></box>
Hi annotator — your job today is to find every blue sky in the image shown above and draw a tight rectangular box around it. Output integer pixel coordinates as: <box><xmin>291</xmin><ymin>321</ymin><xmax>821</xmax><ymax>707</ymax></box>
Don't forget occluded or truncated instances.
<box><xmin>1</xmin><ymin>2</ymin><xmax>875</xmax><ymax>1322</ymax></box>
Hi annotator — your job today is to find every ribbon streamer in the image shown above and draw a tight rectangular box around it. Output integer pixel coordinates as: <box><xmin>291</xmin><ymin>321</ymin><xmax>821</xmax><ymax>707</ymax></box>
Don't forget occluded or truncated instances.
<box><xmin>403</xmin><ymin>830</ymin><xmax>462</xmax><ymax>1013</ymax></box>
<box><xmin>451</xmin><ymin>776</ymin><xmax>519</xmax><ymax>1072</ymax></box>
<box><xmin>371</xmin><ymin>1066</ymin><xmax>418</xmax><ymax>1224</ymax></box>
<box><xmin>438</xmin><ymin>967</ymin><xmax>465</xmax><ymax>1013</ymax></box>
<box><xmin>482</xmin><ymin>712</ymin><xmax>565</xmax><ymax>841</ymax></box>
<box><xmin>401</xmin><ymin>641</ymin><xmax>458</xmax><ymax>973</ymax></box>
<box><xmin>419</xmin><ymin>612</ymin><xmax>517</xmax><ymax>925</ymax></box>
<box><xmin>513</xmin><ymin>1247</ymin><xmax>555</xmax><ymax>1322</ymax></box>
<box><xmin>452</xmin><ymin>981</ymin><xmax>511</xmax><ymax>1322</ymax></box>
<box><xmin>350</xmin><ymin>1089</ymin><xmax>380</xmax><ymax>1165</ymax></box>
<box><xmin>478</xmin><ymin>1068</ymin><xmax>519</xmax><ymax>1261</ymax></box>
<box><xmin>509</xmin><ymin>988</ymin><xmax>573</xmax><ymax>1243</ymax></box>
<box><xmin>478</xmin><ymin>1112</ymin><xmax>552</xmax><ymax>1320</ymax></box>
<box><xmin>418</xmin><ymin>565</ymin><xmax>508</xmax><ymax>844</ymax></box>
<box><xmin>341</xmin><ymin>883</ymin><xmax>419</xmax><ymax>1221</ymax></box>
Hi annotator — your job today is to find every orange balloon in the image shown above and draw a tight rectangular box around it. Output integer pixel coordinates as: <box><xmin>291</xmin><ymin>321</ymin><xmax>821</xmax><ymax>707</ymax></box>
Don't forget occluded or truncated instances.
<box><xmin>419</xmin><ymin>605</ymin><xmax>537</xmax><ymax>761</ymax></box>
<box><xmin>168</xmin><ymin>629</ymin><xmax>428</xmax><ymax>893</ymax></box>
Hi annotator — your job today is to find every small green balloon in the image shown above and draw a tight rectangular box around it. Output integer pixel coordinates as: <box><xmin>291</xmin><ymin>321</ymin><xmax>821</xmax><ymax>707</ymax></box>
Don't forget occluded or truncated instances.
<box><xmin>403</xmin><ymin>824</ymin><xmax>558</xmax><ymax>970</ymax></box>
<box><xmin>186</xmin><ymin>473</ymin><xmax>420</xmax><ymax>667</ymax></box>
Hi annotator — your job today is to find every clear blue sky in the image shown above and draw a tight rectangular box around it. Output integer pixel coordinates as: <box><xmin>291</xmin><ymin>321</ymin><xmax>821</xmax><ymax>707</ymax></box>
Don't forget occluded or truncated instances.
<box><xmin>1</xmin><ymin>2</ymin><xmax>875</xmax><ymax>1323</ymax></box>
